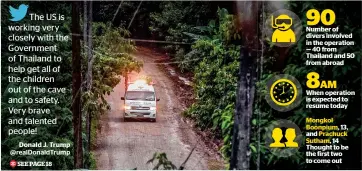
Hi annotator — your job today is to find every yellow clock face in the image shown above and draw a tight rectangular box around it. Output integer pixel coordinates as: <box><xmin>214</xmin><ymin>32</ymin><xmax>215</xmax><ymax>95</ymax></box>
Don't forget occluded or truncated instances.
<box><xmin>270</xmin><ymin>79</ymin><xmax>298</xmax><ymax>106</ymax></box>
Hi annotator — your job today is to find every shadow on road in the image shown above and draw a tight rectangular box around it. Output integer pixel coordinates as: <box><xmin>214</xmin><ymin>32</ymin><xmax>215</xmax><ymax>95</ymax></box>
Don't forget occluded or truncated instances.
<box><xmin>124</xmin><ymin>118</ymin><xmax>155</xmax><ymax>122</ymax></box>
<box><xmin>107</xmin><ymin>116</ymin><xmax>123</xmax><ymax>123</ymax></box>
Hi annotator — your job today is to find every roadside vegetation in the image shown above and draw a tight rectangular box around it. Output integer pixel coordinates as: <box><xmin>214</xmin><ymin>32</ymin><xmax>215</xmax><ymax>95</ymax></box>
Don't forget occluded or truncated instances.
<box><xmin>182</xmin><ymin>9</ymin><xmax>240</xmax><ymax>163</ymax></box>
<box><xmin>82</xmin><ymin>22</ymin><xmax>142</xmax><ymax>168</ymax></box>
<box><xmin>1</xmin><ymin>1</ymin><xmax>360</xmax><ymax>170</ymax></box>
<box><xmin>147</xmin><ymin>1</ymin><xmax>361</xmax><ymax>170</ymax></box>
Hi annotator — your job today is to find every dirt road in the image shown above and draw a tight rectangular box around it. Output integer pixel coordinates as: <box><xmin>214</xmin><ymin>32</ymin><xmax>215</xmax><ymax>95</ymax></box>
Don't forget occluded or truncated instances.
<box><xmin>94</xmin><ymin>48</ymin><xmax>222</xmax><ymax>170</ymax></box>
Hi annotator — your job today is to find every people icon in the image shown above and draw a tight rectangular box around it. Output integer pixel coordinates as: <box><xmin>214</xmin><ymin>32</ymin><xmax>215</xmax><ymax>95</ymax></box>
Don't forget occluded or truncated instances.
<box><xmin>271</xmin><ymin>14</ymin><xmax>296</xmax><ymax>43</ymax></box>
<box><xmin>285</xmin><ymin>128</ymin><xmax>298</xmax><ymax>147</ymax></box>
<box><xmin>269</xmin><ymin>128</ymin><xmax>285</xmax><ymax>147</ymax></box>
<box><xmin>269</xmin><ymin>127</ymin><xmax>299</xmax><ymax>148</ymax></box>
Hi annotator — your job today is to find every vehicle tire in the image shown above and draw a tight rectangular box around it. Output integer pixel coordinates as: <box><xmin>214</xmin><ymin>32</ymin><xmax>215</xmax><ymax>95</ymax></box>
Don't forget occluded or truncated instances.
<box><xmin>124</xmin><ymin>117</ymin><xmax>128</xmax><ymax>122</ymax></box>
<box><xmin>151</xmin><ymin>118</ymin><xmax>156</xmax><ymax>122</ymax></box>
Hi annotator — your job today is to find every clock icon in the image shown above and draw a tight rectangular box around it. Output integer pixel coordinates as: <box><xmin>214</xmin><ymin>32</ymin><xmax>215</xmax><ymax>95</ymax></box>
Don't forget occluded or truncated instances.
<box><xmin>270</xmin><ymin>79</ymin><xmax>298</xmax><ymax>106</ymax></box>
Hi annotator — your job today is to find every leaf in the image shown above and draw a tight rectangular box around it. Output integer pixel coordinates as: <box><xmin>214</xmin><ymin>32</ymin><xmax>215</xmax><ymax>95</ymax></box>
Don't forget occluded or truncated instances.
<box><xmin>182</xmin><ymin>32</ymin><xmax>206</xmax><ymax>41</ymax></box>
<box><xmin>250</xmin><ymin>144</ymin><xmax>257</xmax><ymax>153</ymax></box>
<box><xmin>252</xmin><ymin>119</ymin><xmax>257</xmax><ymax>125</ymax></box>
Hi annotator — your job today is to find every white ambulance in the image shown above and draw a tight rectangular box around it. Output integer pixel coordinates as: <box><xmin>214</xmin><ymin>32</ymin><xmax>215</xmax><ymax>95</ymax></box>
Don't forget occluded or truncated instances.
<box><xmin>121</xmin><ymin>80</ymin><xmax>159</xmax><ymax>122</ymax></box>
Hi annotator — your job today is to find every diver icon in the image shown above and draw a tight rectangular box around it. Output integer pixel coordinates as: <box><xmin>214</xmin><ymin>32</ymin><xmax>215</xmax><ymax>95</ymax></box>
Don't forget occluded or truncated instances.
<box><xmin>271</xmin><ymin>14</ymin><xmax>296</xmax><ymax>43</ymax></box>
<box><xmin>269</xmin><ymin>128</ymin><xmax>298</xmax><ymax>148</ymax></box>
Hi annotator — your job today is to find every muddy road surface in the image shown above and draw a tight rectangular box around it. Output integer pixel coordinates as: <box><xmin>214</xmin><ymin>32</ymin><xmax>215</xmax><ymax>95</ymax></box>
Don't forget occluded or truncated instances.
<box><xmin>94</xmin><ymin>48</ymin><xmax>222</xmax><ymax>170</ymax></box>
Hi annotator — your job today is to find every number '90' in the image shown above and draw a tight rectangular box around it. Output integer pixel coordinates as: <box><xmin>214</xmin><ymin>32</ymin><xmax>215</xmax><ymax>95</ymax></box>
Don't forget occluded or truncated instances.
<box><xmin>306</xmin><ymin>9</ymin><xmax>336</xmax><ymax>26</ymax></box>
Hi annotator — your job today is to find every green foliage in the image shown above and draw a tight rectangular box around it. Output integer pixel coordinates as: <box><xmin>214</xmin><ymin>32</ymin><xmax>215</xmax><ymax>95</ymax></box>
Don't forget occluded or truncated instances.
<box><xmin>89</xmin><ymin>152</ymin><xmax>97</xmax><ymax>169</ymax></box>
<box><xmin>251</xmin><ymin>1</ymin><xmax>362</xmax><ymax>169</ymax></box>
<box><xmin>147</xmin><ymin>152</ymin><xmax>177</xmax><ymax>170</ymax></box>
<box><xmin>182</xmin><ymin>3</ymin><xmax>361</xmax><ymax>170</ymax></box>
<box><xmin>82</xmin><ymin>22</ymin><xmax>142</xmax><ymax>118</ymax></box>
<box><xmin>184</xmin><ymin>8</ymin><xmax>239</xmax><ymax>163</ymax></box>
<box><xmin>149</xmin><ymin>2</ymin><xmax>211</xmax><ymax>43</ymax></box>
<box><xmin>218</xmin><ymin>104</ymin><xmax>234</xmax><ymax>161</ymax></box>
<box><xmin>82</xmin><ymin>23</ymin><xmax>142</xmax><ymax>167</ymax></box>
<box><xmin>149</xmin><ymin>2</ymin><xmax>213</xmax><ymax>72</ymax></box>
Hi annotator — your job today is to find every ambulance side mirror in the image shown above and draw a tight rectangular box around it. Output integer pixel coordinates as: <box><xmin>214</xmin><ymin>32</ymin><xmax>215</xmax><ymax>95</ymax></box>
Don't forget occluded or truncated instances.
<box><xmin>156</xmin><ymin>98</ymin><xmax>160</xmax><ymax>101</ymax></box>
<box><xmin>121</xmin><ymin>97</ymin><xmax>125</xmax><ymax>100</ymax></box>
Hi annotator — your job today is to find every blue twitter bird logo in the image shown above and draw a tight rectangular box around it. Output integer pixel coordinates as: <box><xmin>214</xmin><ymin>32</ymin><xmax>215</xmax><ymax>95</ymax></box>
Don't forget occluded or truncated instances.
<box><xmin>9</xmin><ymin>4</ymin><xmax>28</xmax><ymax>22</ymax></box>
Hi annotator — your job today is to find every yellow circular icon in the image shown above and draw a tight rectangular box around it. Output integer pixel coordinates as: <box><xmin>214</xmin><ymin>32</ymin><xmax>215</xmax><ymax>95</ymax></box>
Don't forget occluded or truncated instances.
<box><xmin>270</xmin><ymin>79</ymin><xmax>298</xmax><ymax>106</ymax></box>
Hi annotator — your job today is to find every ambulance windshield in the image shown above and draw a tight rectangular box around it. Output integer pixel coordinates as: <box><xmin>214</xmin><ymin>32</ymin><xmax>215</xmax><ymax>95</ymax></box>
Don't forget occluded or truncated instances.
<box><xmin>126</xmin><ymin>91</ymin><xmax>155</xmax><ymax>101</ymax></box>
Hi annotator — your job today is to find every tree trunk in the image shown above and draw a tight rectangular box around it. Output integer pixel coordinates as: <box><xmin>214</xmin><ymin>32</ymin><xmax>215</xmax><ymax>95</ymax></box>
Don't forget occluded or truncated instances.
<box><xmin>86</xmin><ymin>1</ymin><xmax>93</xmax><ymax>91</ymax></box>
<box><xmin>86</xmin><ymin>0</ymin><xmax>93</xmax><ymax>166</ymax></box>
<box><xmin>230</xmin><ymin>48</ymin><xmax>256</xmax><ymax>170</ymax></box>
<box><xmin>230</xmin><ymin>1</ymin><xmax>259</xmax><ymax>170</ymax></box>
<box><xmin>83</xmin><ymin>1</ymin><xmax>93</xmax><ymax>169</ymax></box>
<box><xmin>83</xmin><ymin>0</ymin><xmax>89</xmax><ymax>169</ymax></box>
<box><xmin>72</xmin><ymin>1</ymin><xmax>83</xmax><ymax>169</ymax></box>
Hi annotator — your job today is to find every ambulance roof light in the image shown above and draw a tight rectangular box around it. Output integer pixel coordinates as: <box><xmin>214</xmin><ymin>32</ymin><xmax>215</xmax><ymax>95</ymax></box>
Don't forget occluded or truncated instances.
<box><xmin>134</xmin><ymin>79</ymin><xmax>147</xmax><ymax>85</ymax></box>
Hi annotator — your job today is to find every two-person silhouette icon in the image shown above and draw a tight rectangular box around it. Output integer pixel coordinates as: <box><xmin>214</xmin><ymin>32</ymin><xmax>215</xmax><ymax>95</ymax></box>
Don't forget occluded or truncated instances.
<box><xmin>270</xmin><ymin>128</ymin><xmax>298</xmax><ymax>148</ymax></box>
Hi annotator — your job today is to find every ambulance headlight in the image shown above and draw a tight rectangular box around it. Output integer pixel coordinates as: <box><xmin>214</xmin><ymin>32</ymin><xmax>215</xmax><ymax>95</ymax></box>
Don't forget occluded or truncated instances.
<box><xmin>150</xmin><ymin>107</ymin><xmax>156</xmax><ymax>111</ymax></box>
<box><xmin>124</xmin><ymin>105</ymin><xmax>131</xmax><ymax>110</ymax></box>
